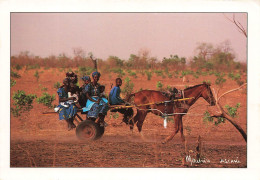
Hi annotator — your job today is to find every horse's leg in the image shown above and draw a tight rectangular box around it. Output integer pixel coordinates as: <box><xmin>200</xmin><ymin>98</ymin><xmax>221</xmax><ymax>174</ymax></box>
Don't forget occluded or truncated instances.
<box><xmin>179</xmin><ymin>117</ymin><xmax>187</xmax><ymax>154</ymax></box>
<box><xmin>136</xmin><ymin>111</ymin><xmax>147</xmax><ymax>132</ymax></box>
<box><xmin>162</xmin><ymin>115</ymin><xmax>181</xmax><ymax>144</ymax></box>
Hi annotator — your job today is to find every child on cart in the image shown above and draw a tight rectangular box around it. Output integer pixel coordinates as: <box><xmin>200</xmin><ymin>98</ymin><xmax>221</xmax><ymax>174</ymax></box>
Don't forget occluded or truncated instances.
<box><xmin>109</xmin><ymin>78</ymin><xmax>133</xmax><ymax>124</ymax></box>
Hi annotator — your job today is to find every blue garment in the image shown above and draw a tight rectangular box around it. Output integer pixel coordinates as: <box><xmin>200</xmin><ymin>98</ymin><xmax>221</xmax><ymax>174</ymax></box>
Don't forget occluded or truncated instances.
<box><xmin>56</xmin><ymin>87</ymin><xmax>77</xmax><ymax>120</ymax></box>
<box><xmin>83</xmin><ymin>83</ymin><xmax>109</xmax><ymax>118</ymax></box>
<box><xmin>109</xmin><ymin>86</ymin><xmax>125</xmax><ymax>105</ymax></box>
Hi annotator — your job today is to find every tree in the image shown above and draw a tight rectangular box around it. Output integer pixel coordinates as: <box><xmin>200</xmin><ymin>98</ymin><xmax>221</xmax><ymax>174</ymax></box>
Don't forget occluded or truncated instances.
<box><xmin>223</xmin><ymin>13</ymin><xmax>247</xmax><ymax>38</ymax></box>
<box><xmin>207</xmin><ymin>83</ymin><xmax>247</xmax><ymax>142</ymax></box>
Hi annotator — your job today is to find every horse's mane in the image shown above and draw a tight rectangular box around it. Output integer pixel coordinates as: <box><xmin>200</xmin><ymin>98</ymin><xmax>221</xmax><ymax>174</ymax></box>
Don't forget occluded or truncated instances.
<box><xmin>184</xmin><ymin>83</ymin><xmax>209</xmax><ymax>90</ymax></box>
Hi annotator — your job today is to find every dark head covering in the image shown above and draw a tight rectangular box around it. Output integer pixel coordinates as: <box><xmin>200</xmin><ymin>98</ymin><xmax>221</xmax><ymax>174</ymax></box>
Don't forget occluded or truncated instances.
<box><xmin>81</xmin><ymin>75</ymin><xmax>91</xmax><ymax>81</ymax></box>
<box><xmin>92</xmin><ymin>71</ymin><xmax>101</xmax><ymax>78</ymax></box>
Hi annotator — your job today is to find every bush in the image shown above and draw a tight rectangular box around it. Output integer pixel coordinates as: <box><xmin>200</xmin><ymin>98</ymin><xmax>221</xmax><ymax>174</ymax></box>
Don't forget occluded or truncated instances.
<box><xmin>11</xmin><ymin>90</ymin><xmax>37</xmax><ymax>117</ymax></box>
<box><xmin>110</xmin><ymin>68</ymin><xmax>125</xmax><ymax>78</ymax></box>
<box><xmin>203</xmin><ymin>111</ymin><xmax>225</xmax><ymax>126</ymax></box>
<box><xmin>26</xmin><ymin>64</ymin><xmax>40</xmax><ymax>70</ymax></box>
<box><xmin>215</xmin><ymin>73</ymin><xmax>226</xmax><ymax>87</ymax></box>
<box><xmin>14</xmin><ymin>64</ymin><xmax>23</xmax><ymax>71</ymax></box>
<box><xmin>37</xmin><ymin>92</ymin><xmax>56</xmax><ymax>108</ymax></box>
<box><xmin>34</xmin><ymin>70</ymin><xmax>40</xmax><ymax>81</ymax></box>
<box><xmin>203</xmin><ymin>103</ymin><xmax>240</xmax><ymax>126</ymax></box>
<box><xmin>11</xmin><ymin>71</ymin><xmax>21</xmax><ymax>78</ymax></box>
<box><xmin>156</xmin><ymin>81</ymin><xmax>163</xmax><ymax>90</ymax></box>
<box><xmin>78</xmin><ymin>66</ymin><xmax>94</xmax><ymax>76</ymax></box>
<box><xmin>130</xmin><ymin>71</ymin><xmax>137</xmax><ymax>78</ymax></box>
<box><xmin>154</xmin><ymin>70</ymin><xmax>164</xmax><ymax>77</ymax></box>
<box><xmin>54</xmin><ymin>82</ymin><xmax>61</xmax><ymax>89</ymax></box>
<box><xmin>11</xmin><ymin>79</ymin><xmax>16</xmax><ymax>88</ymax></box>
<box><xmin>145</xmin><ymin>71</ymin><xmax>152</xmax><ymax>80</ymax></box>
<box><xmin>224</xmin><ymin>103</ymin><xmax>240</xmax><ymax>118</ymax></box>
<box><xmin>121</xmin><ymin>77</ymin><xmax>134</xmax><ymax>97</ymax></box>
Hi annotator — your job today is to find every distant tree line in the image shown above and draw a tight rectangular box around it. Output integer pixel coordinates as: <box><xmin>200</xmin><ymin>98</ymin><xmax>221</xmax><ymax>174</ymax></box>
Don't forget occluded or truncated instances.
<box><xmin>11</xmin><ymin>41</ymin><xmax>246</xmax><ymax>72</ymax></box>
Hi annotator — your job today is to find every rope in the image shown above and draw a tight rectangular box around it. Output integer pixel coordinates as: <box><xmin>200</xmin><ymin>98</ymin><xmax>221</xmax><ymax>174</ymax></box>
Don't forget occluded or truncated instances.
<box><xmin>109</xmin><ymin>97</ymin><xmax>194</xmax><ymax>110</ymax></box>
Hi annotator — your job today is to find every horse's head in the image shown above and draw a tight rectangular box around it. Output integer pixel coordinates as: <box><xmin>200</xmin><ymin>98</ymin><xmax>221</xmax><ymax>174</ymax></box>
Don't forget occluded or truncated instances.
<box><xmin>201</xmin><ymin>82</ymin><xmax>216</xmax><ymax>106</ymax></box>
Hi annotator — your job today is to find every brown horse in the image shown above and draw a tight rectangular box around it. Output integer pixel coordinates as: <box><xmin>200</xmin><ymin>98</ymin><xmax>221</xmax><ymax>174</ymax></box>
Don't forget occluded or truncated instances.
<box><xmin>126</xmin><ymin>83</ymin><xmax>216</xmax><ymax>143</ymax></box>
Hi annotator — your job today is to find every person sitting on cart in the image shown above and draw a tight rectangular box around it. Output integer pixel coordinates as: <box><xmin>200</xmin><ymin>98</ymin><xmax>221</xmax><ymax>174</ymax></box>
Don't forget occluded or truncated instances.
<box><xmin>109</xmin><ymin>78</ymin><xmax>133</xmax><ymax>124</ymax></box>
<box><xmin>78</xmin><ymin>75</ymin><xmax>91</xmax><ymax>108</ymax></box>
<box><xmin>68</xmin><ymin>82</ymin><xmax>81</xmax><ymax>109</ymax></box>
<box><xmin>55</xmin><ymin>78</ymin><xmax>77</xmax><ymax>131</ymax></box>
<box><xmin>82</xmin><ymin>71</ymin><xmax>109</xmax><ymax>127</ymax></box>
<box><xmin>66</xmin><ymin>71</ymin><xmax>78</xmax><ymax>84</ymax></box>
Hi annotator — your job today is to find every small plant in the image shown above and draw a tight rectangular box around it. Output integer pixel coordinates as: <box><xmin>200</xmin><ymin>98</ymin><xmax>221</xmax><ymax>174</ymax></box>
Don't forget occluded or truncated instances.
<box><xmin>203</xmin><ymin>103</ymin><xmax>240</xmax><ymax>126</ymax></box>
<box><xmin>145</xmin><ymin>71</ymin><xmax>152</xmax><ymax>80</ymax></box>
<box><xmin>154</xmin><ymin>70</ymin><xmax>163</xmax><ymax>77</ymax></box>
<box><xmin>14</xmin><ymin>64</ymin><xmax>23</xmax><ymax>71</ymax></box>
<box><xmin>41</xmin><ymin>87</ymin><xmax>48</xmax><ymax>91</ymax></box>
<box><xmin>54</xmin><ymin>82</ymin><xmax>61</xmax><ymax>89</ymax></box>
<box><xmin>11</xmin><ymin>90</ymin><xmax>37</xmax><ymax>117</ymax></box>
<box><xmin>11</xmin><ymin>71</ymin><xmax>21</xmax><ymax>78</ymax></box>
<box><xmin>11</xmin><ymin>79</ymin><xmax>16</xmax><ymax>88</ymax></box>
<box><xmin>121</xmin><ymin>77</ymin><xmax>134</xmax><ymax>97</ymax></box>
<box><xmin>156</xmin><ymin>81</ymin><xmax>163</xmax><ymax>90</ymax></box>
<box><xmin>215</xmin><ymin>73</ymin><xmax>226</xmax><ymax>87</ymax></box>
<box><xmin>193</xmin><ymin>74</ymin><xmax>199</xmax><ymax>79</ymax></box>
<box><xmin>37</xmin><ymin>92</ymin><xmax>56</xmax><ymax>108</ymax></box>
<box><xmin>225</xmin><ymin>103</ymin><xmax>240</xmax><ymax>118</ymax></box>
<box><xmin>167</xmin><ymin>73</ymin><xmax>173</xmax><ymax>78</ymax></box>
<box><xmin>130</xmin><ymin>71</ymin><xmax>137</xmax><ymax>78</ymax></box>
<box><xmin>110</xmin><ymin>68</ymin><xmax>125</xmax><ymax>78</ymax></box>
<box><xmin>26</xmin><ymin>64</ymin><xmax>40</xmax><ymax>70</ymax></box>
<box><xmin>34</xmin><ymin>70</ymin><xmax>40</xmax><ymax>81</ymax></box>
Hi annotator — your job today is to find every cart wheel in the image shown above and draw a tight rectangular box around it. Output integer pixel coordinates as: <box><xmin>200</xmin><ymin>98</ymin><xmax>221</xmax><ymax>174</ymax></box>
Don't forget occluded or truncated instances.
<box><xmin>76</xmin><ymin>120</ymin><xmax>101</xmax><ymax>141</ymax></box>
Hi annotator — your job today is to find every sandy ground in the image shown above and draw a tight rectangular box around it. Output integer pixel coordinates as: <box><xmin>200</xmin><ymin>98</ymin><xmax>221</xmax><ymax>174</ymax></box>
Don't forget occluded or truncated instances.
<box><xmin>10</xmin><ymin>68</ymin><xmax>247</xmax><ymax>167</ymax></box>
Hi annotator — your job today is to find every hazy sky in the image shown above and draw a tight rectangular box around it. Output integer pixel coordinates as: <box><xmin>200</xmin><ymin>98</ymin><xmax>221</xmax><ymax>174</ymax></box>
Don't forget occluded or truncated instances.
<box><xmin>11</xmin><ymin>13</ymin><xmax>247</xmax><ymax>62</ymax></box>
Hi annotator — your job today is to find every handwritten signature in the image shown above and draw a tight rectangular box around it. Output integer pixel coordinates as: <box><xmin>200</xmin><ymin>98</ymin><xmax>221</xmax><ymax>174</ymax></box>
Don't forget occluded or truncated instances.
<box><xmin>220</xmin><ymin>157</ymin><xmax>240</xmax><ymax>164</ymax></box>
<box><xmin>185</xmin><ymin>155</ymin><xmax>210</xmax><ymax>165</ymax></box>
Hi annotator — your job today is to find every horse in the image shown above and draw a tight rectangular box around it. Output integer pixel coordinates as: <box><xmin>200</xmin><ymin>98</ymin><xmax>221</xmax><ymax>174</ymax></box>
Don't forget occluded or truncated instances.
<box><xmin>126</xmin><ymin>82</ymin><xmax>216</xmax><ymax>144</ymax></box>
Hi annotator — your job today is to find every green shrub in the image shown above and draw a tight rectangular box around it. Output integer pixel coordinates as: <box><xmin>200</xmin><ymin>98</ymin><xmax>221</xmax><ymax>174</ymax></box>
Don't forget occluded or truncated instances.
<box><xmin>167</xmin><ymin>73</ymin><xmax>173</xmax><ymax>78</ymax></box>
<box><xmin>11</xmin><ymin>79</ymin><xmax>16</xmax><ymax>87</ymax></box>
<box><xmin>54</xmin><ymin>82</ymin><xmax>61</xmax><ymax>89</ymax></box>
<box><xmin>34</xmin><ymin>70</ymin><xmax>40</xmax><ymax>81</ymax></box>
<box><xmin>203</xmin><ymin>103</ymin><xmax>240</xmax><ymax>126</ymax></box>
<box><xmin>14</xmin><ymin>64</ymin><xmax>23</xmax><ymax>71</ymax></box>
<box><xmin>215</xmin><ymin>73</ymin><xmax>226</xmax><ymax>86</ymax></box>
<box><xmin>156</xmin><ymin>81</ymin><xmax>163</xmax><ymax>90</ymax></box>
<box><xmin>203</xmin><ymin>111</ymin><xmax>225</xmax><ymax>126</ymax></box>
<box><xmin>26</xmin><ymin>64</ymin><xmax>40</xmax><ymax>70</ymax></box>
<box><xmin>154</xmin><ymin>70</ymin><xmax>163</xmax><ymax>77</ymax></box>
<box><xmin>11</xmin><ymin>71</ymin><xmax>21</xmax><ymax>78</ymax></box>
<box><xmin>110</xmin><ymin>68</ymin><xmax>125</xmax><ymax>78</ymax></box>
<box><xmin>41</xmin><ymin>87</ymin><xmax>48</xmax><ymax>91</ymax></box>
<box><xmin>130</xmin><ymin>71</ymin><xmax>137</xmax><ymax>78</ymax></box>
<box><xmin>145</xmin><ymin>71</ymin><xmax>152</xmax><ymax>80</ymax></box>
<box><xmin>78</xmin><ymin>66</ymin><xmax>95</xmax><ymax>76</ymax></box>
<box><xmin>11</xmin><ymin>90</ymin><xmax>37</xmax><ymax>117</ymax></box>
<box><xmin>121</xmin><ymin>77</ymin><xmax>134</xmax><ymax>97</ymax></box>
<box><xmin>193</xmin><ymin>74</ymin><xmax>199</xmax><ymax>79</ymax></box>
<box><xmin>224</xmin><ymin>103</ymin><xmax>240</xmax><ymax>118</ymax></box>
<box><xmin>37</xmin><ymin>92</ymin><xmax>56</xmax><ymax>108</ymax></box>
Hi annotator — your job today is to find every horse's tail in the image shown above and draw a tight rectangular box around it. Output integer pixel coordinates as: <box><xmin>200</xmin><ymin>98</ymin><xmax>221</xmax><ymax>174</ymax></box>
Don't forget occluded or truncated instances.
<box><xmin>125</xmin><ymin>93</ymin><xmax>135</xmax><ymax>103</ymax></box>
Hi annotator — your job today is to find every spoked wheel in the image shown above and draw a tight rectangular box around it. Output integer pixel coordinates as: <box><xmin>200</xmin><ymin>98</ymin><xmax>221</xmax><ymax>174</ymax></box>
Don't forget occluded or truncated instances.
<box><xmin>76</xmin><ymin>120</ymin><xmax>104</xmax><ymax>141</ymax></box>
